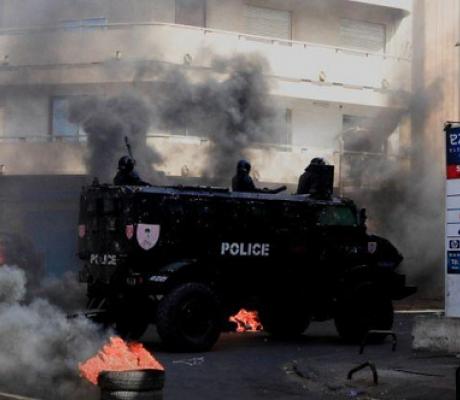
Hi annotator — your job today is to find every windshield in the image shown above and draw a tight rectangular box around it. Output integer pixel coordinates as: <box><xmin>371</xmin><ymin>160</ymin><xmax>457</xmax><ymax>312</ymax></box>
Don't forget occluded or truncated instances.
<box><xmin>317</xmin><ymin>206</ymin><xmax>358</xmax><ymax>226</ymax></box>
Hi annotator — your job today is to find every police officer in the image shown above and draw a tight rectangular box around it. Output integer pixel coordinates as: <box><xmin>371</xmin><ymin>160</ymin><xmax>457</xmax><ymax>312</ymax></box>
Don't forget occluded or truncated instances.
<box><xmin>297</xmin><ymin>157</ymin><xmax>326</xmax><ymax>195</ymax></box>
<box><xmin>113</xmin><ymin>156</ymin><xmax>149</xmax><ymax>186</ymax></box>
<box><xmin>232</xmin><ymin>159</ymin><xmax>259</xmax><ymax>192</ymax></box>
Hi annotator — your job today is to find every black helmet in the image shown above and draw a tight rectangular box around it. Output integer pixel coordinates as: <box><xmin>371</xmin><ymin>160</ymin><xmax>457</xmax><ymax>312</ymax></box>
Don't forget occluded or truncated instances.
<box><xmin>118</xmin><ymin>156</ymin><xmax>135</xmax><ymax>172</ymax></box>
<box><xmin>310</xmin><ymin>157</ymin><xmax>326</xmax><ymax>166</ymax></box>
<box><xmin>237</xmin><ymin>159</ymin><xmax>251</xmax><ymax>174</ymax></box>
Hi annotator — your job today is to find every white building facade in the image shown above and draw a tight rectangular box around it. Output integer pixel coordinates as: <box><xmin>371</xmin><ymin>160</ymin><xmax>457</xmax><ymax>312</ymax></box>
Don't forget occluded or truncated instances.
<box><xmin>0</xmin><ymin>0</ymin><xmax>412</xmax><ymax>187</ymax></box>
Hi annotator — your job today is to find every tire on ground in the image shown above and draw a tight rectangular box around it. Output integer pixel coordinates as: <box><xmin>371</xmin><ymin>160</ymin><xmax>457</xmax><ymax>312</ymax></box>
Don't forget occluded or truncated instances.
<box><xmin>101</xmin><ymin>390</ymin><xmax>163</xmax><ymax>400</ymax></box>
<box><xmin>156</xmin><ymin>282</ymin><xmax>222</xmax><ymax>352</ymax></box>
<box><xmin>98</xmin><ymin>370</ymin><xmax>165</xmax><ymax>392</ymax></box>
<box><xmin>334</xmin><ymin>286</ymin><xmax>394</xmax><ymax>343</ymax></box>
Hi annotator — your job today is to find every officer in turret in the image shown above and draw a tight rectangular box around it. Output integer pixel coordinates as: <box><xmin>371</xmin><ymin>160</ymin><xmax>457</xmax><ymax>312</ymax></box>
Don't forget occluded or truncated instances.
<box><xmin>297</xmin><ymin>157</ymin><xmax>327</xmax><ymax>195</ymax></box>
<box><xmin>232</xmin><ymin>159</ymin><xmax>259</xmax><ymax>193</ymax></box>
<box><xmin>113</xmin><ymin>156</ymin><xmax>149</xmax><ymax>186</ymax></box>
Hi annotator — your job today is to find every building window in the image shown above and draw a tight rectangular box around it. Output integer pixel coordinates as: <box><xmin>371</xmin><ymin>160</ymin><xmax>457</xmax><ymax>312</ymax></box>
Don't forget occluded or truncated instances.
<box><xmin>342</xmin><ymin>114</ymin><xmax>384</xmax><ymax>153</ymax></box>
<box><xmin>175</xmin><ymin>0</ymin><xmax>206</xmax><ymax>27</ymax></box>
<box><xmin>343</xmin><ymin>114</ymin><xmax>371</xmax><ymax>133</ymax></box>
<box><xmin>273</xmin><ymin>108</ymin><xmax>292</xmax><ymax>146</ymax></box>
<box><xmin>60</xmin><ymin>17</ymin><xmax>108</xmax><ymax>31</ymax></box>
<box><xmin>340</xmin><ymin>19</ymin><xmax>386</xmax><ymax>53</ymax></box>
<box><xmin>244</xmin><ymin>6</ymin><xmax>291</xmax><ymax>40</ymax></box>
<box><xmin>51</xmin><ymin>97</ymin><xmax>81</xmax><ymax>138</ymax></box>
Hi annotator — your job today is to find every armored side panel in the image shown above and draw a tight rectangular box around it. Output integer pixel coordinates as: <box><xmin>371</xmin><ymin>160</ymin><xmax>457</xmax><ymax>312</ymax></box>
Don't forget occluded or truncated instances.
<box><xmin>77</xmin><ymin>183</ymin><xmax>415</xmax><ymax>350</ymax></box>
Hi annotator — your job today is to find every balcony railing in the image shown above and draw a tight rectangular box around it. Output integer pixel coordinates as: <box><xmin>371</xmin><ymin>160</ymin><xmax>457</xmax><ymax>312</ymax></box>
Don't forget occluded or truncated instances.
<box><xmin>0</xmin><ymin>22</ymin><xmax>411</xmax><ymax>92</ymax></box>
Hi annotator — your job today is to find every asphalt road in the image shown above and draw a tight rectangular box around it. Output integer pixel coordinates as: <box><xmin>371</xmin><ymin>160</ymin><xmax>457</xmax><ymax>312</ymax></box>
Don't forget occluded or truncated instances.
<box><xmin>144</xmin><ymin>313</ymin><xmax>458</xmax><ymax>400</ymax></box>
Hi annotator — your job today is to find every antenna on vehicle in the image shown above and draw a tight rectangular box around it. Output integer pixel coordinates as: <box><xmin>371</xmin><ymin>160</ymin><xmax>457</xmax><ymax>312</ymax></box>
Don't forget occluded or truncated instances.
<box><xmin>124</xmin><ymin>136</ymin><xmax>134</xmax><ymax>161</ymax></box>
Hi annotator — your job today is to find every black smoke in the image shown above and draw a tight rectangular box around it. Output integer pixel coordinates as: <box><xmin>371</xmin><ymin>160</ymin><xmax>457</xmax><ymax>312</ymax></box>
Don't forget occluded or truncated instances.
<box><xmin>149</xmin><ymin>54</ymin><xmax>277</xmax><ymax>182</ymax></box>
<box><xmin>69</xmin><ymin>95</ymin><xmax>163</xmax><ymax>183</ymax></box>
<box><xmin>69</xmin><ymin>54</ymin><xmax>278</xmax><ymax>185</ymax></box>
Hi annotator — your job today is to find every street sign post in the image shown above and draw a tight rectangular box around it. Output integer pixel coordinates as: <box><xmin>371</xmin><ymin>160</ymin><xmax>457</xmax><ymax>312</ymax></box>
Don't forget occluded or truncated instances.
<box><xmin>445</xmin><ymin>123</ymin><xmax>460</xmax><ymax>316</ymax></box>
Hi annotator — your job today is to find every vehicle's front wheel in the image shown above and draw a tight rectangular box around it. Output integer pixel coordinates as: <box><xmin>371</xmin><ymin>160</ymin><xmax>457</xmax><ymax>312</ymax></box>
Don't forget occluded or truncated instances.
<box><xmin>156</xmin><ymin>282</ymin><xmax>222</xmax><ymax>352</ymax></box>
<box><xmin>334</xmin><ymin>287</ymin><xmax>394</xmax><ymax>343</ymax></box>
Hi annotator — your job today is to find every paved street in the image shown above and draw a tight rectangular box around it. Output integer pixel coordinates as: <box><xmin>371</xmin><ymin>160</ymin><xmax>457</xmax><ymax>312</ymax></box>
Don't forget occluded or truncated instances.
<box><xmin>145</xmin><ymin>313</ymin><xmax>458</xmax><ymax>400</ymax></box>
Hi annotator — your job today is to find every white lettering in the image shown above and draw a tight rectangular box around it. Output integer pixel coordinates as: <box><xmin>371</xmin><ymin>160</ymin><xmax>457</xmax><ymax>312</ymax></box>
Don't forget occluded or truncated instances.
<box><xmin>230</xmin><ymin>243</ymin><xmax>239</xmax><ymax>256</ymax></box>
<box><xmin>90</xmin><ymin>253</ymin><xmax>118</xmax><ymax>265</ymax></box>
<box><xmin>221</xmin><ymin>242</ymin><xmax>230</xmax><ymax>255</ymax></box>
<box><xmin>262</xmin><ymin>244</ymin><xmax>270</xmax><ymax>256</ymax></box>
<box><xmin>219</xmin><ymin>242</ymin><xmax>270</xmax><ymax>257</ymax></box>
<box><xmin>150</xmin><ymin>275</ymin><xmax>168</xmax><ymax>283</ymax></box>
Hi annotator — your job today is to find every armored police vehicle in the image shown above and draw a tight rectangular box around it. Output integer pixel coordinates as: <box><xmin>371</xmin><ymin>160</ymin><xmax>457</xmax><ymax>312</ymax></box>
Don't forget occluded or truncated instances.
<box><xmin>78</xmin><ymin>179</ymin><xmax>415</xmax><ymax>352</ymax></box>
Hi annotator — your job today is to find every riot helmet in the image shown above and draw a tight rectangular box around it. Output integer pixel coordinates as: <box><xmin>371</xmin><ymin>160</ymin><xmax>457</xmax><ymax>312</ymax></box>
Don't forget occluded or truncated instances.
<box><xmin>237</xmin><ymin>159</ymin><xmax>251</xmax><ymax>174</ymax></box>
<box><xmin>310</xmin><ymin>157</ymin><xmax>326</xmax><ymax>166</ymax></box>
<box><xmin>118</xmin><ymin>156</ymin><xmax>135</xmax><ymax>173</ymax></box>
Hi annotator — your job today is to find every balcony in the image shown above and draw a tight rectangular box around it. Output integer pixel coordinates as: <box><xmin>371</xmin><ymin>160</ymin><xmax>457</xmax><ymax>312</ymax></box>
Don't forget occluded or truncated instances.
<box><xmin>0</xmin><ymin>133</ymin><xmax>405</xmax><ymax>190</ymax></box>
<box><xmin>346</xmin><ymin>0</ymin><xmax>412</xmax><ymax>14</ymax></box>
<box><xmin>0</xmin><ymin>22</ymin><xmax>410</xmax><ymax>108</ymax></box>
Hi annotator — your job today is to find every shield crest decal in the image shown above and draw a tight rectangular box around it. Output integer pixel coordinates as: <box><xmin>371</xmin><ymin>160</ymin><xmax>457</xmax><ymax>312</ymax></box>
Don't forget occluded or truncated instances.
<box><xmin>368</xmin><ymin>242</ymin><xmax>378</xmax><ymax>254</ymax></box>
<box><xmin>136</xmin><ymin>224</ymin><xmax>160</xmax><ymax>251</ymax></box>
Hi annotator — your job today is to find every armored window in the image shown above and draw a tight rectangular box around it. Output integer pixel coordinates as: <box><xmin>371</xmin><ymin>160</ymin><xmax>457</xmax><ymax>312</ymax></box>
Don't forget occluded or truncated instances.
<box><xmin>318</xmin><ymin>206</ymin><xmax>357</xmax><ymax>226</ymax></box>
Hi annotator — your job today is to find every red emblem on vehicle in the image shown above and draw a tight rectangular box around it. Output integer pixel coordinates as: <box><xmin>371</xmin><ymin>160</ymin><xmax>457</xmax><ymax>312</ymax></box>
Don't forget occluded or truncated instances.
<box><xmin>125</xmin><ymin>224</ymin><xmax>134</xmax><ymax>240</ymax></box>
<box><xmin>78</xmin><ymin>224</ymin><xmax>86</xmax><ymax>238</ymax></box>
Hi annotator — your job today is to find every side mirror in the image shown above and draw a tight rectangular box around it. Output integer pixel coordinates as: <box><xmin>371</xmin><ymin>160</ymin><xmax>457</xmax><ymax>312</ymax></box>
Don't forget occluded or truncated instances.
<box><xmin>359</xmin><ymin>208</ymin><xmax>367</xmax><ymax>227</ymax></box>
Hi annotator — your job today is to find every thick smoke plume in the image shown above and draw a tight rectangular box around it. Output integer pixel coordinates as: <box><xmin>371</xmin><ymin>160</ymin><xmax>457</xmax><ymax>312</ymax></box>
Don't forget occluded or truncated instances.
<box><xmin>347</xmin><ymin>80</ymin><xmax>445</xmax><ymax>296</ymax></box>
<box><xmin>149</xmin><ymin>54</ymin><xmax>277</xmax><ymax>181</ymax></box>
<box><xmin>0</xmin><ymin>265</ymin><xmax>109</xmax><ymax>400</ymax></box>
<box><xmin>69</xmin><ymin>95</ymin><xmax>163</xmax><ymax>183</ymax></box>
<box><xmin>69</xmin><ymin>54</ymin><xmax>278</xmax><ymax>184</ymax></box>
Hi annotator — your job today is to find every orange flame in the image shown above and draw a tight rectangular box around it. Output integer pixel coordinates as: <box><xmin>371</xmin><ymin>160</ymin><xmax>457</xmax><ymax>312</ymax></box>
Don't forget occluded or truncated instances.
<box><xmin>79</xmin><ymin>336</ymin><xmax>164</xmax><ymax>385</ymax></box>
<box><xmin>229</xmin><ymin>309</ymin><xmax>263</xmax><ymax>332</ymax></box>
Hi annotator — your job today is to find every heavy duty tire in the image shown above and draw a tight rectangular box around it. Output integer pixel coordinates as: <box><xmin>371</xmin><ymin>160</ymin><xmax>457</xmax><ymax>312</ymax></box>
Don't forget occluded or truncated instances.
<box><xmin>114</xmin><ymin>315</ymin><xmax>149</xmax><ymax>341</ymax></box>
<box><xmin>101</xmin><ymin>390</ymin><xmax>163</xmax><ymax>400</ymax></box>
<box><xmin>156</xmin><ymin>283</ymin><xmax>222</xmax><ymax>352</ymax></box>
<box><xmin>334</xmin><ymin>288</ymin><xmax>394</xmax><ymax>343</ymax></box>
<box><xmin>86</xmin><ymin>295</ymin><xmax>149</xmax><ymax>340</ymax></box>
<box><xmin>98</xmin><ymin>370</ymin><xmax>165</xmax><ymax>392</ymax></box>
<box><xmin>259</xmin><ymin>301</ymin><xmax>310</xmax><ymax>338</ymax></box>
<box><xmin>113</xmin><ymin>298</ymin><xmax>151</xmax><ymax>340</ymax></box>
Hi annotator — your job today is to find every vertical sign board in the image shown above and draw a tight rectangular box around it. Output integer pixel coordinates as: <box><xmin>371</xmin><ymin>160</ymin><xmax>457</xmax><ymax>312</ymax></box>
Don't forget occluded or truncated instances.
<box><xmin>445</xmin><ymin>124</ymin><xmax>460</xmax><ymax>317</ymax></box>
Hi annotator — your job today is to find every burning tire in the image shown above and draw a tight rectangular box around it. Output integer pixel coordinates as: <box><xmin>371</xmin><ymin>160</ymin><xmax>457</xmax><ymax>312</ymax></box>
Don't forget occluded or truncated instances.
<box><xmin>98</xmin><ymin>370</ymin><xmax>165</xmax><ymax>392</ymax></box>
<box><xmin>156</xmin><ymin>282</ymin><xmax>222</xmax><ymax>352</ymax></box>
<box><xmin>101</xmin><ymin>390</ymin><xmax>163</xmax><ymax>400</ymax></box>
<box><xmin>334</xmin><ymin>287</ymin><xmax>394</xmax><ymax>343</ymax></box>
